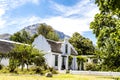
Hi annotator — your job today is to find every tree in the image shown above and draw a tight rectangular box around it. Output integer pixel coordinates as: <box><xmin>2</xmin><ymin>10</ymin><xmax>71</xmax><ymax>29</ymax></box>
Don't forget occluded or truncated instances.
<box><xmin>47</xmin><ymin>31</ymin><xmax>59</xmax><ymax>41</ymax></box>
<box><xmin>37</xmin><ymin>23</ymin><xmax>59</xmax><ymax>41</ymax></box>
<box><xmin>8</xmin><ymin>44</ymin><xmax>45</xmax><ymax>71</ymax></box>
<box><xmin>10</xmin><ymin>30</ymin><xmax>32</xmax><ymax>44</ymax></box>
<box><xmin>69</xmin><ymin>32</ymin><xmax>95</xmax><ymax>55</ymax></box>
<box><xmin>8</xmin><ymin>44</ymin><xmax>32</xmax><ymax>71</ymax></box>
<box><xmin>95</xmin><ymin>0</ymin><xmax>120</xmax><ymax>16</ymax></box>
<box><xmin>31</xmin><ymin>48</ymin><xmax>45</xmax><ymax>67</ymax></box>
<box><xmin>90</xmin><ymin>0</ymin><xmax>120</xmax><ymax>70</ymax></box>
<box><xmin>68</xmin><ymin>55</ymin><xmax>73</xmax><ymax>69</ymax></box>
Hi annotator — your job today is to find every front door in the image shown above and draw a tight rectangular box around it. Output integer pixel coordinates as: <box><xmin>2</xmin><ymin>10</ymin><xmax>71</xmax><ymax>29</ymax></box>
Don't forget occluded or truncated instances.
<box><xmin>61</xmin><ymin>56</ymin><xmax>67</xmax><ymax>70</ymax></box>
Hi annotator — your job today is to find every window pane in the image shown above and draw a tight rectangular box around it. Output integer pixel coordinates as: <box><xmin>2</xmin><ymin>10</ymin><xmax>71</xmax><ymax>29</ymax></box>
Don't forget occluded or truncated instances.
<box><xmin>55</xmin><ymin>55</ymin><xmax>58</xmax><ymax>66</ymax></box>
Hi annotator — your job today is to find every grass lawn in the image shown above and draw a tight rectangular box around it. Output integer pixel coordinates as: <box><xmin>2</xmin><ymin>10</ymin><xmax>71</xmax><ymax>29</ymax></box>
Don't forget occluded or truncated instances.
<box><xmin>0</xmin><ymin>74</ymin><xmax>119</xmax><ymax>80</ymax></box>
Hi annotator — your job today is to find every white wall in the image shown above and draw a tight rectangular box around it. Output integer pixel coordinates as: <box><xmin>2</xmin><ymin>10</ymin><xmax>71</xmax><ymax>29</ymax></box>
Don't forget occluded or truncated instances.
<box><xmin>32</xmin><ymin>35</ymin><xmax>51</xmax><ymax>52</ymax></box>
<box><xmin>1</xmin><ymin>58</ymin><xmax>9</xmax><ymax>66</ymax></box>
<box><xmin>71</xmin><ymin>56</ymin><xmax>78</xmax><ymax>70</ymax></box>
<box><xmin>44</xmin><ymin>52</ymin><xmax>53</xmax><ymax>67</ymax></box>
<box><xmin>61</xmin><ymin>38</ymin><xmax>71</xmax><ymax>55</ymax></box>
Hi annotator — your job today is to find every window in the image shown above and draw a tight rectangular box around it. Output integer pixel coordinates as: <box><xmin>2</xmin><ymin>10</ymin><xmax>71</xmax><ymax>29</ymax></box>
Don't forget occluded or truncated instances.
<box><xmin>65</xmin><ymin>44</ymin><xmax>68</xmax><ymax>54</ymax></box>
<box><xmin>55</xmin><ymin>55</ymin><xmax>58</xmax><ymax>66</ymax></box>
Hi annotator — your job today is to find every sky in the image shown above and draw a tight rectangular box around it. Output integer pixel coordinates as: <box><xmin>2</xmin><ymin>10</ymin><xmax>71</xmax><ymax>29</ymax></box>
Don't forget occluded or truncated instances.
<box><xmin>0</xmin><ymin>0</ymin><xmax>99</xmax><ymax>44</ymax></box>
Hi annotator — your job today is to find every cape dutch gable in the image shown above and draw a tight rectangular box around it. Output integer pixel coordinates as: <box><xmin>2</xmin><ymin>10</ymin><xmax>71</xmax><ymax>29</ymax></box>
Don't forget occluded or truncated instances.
<box><xmin>33</xmin><ymin>35</ymin><xmax>78</xmax><ymax>70</ymax></box>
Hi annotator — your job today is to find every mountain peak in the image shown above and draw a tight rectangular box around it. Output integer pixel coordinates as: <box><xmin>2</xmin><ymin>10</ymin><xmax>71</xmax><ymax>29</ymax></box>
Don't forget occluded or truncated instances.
<box><xmin>23</xmin><ymin>23</ymin><xmax>70</xmax><ymax>39</ymax></box>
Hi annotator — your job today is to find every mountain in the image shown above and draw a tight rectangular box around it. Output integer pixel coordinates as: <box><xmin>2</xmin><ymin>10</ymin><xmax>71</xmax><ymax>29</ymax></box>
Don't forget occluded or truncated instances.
<box><xmin>23</xmin><ymin>23</ymin><xmax>70</xmax><ymax>39</ymax></box>
<box><xmin>0</xmin><ymin>33</ymin><xmax>11</xmax><ymax>40</ymax></box>
<box><xmin>0</xmin><ymin>23</ymin><xmax>70</xmax><ymax>40</ymax></box>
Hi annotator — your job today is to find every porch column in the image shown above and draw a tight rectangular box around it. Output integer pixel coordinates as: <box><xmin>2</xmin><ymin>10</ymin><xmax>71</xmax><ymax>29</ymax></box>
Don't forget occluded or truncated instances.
<box><xmin>65</xmin><ymin>56</ymin><xmax>68</xmax><ymax>70</ymax></box>
<box><xmin>74</xmin><ymin>56</ymin><xmax>78</xmax><ymax>70</ymax></box>
<box><xmin>58</xmin><ymin>55</ymin><xmax>62</xmax><ymax>71</ymax></box>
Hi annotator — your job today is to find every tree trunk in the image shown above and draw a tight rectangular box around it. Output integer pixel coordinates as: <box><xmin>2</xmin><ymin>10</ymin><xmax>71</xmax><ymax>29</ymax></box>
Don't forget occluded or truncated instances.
<box><xmin>21</xmin><ymin>60</ymin><xmax>24</xmax><ymax>71</ymax></box>
<box><xmin>26</xmin><ymin>63</ymin><xmax>29</xmax><ymax>71</ymax></box>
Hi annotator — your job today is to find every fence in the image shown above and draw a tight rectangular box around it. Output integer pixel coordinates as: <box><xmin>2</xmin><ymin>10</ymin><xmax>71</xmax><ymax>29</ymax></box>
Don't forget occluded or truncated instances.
<box><xmin>70</xmin><ymin>71</ymin><xmax>120</xmax><ymax>76</ymax></box>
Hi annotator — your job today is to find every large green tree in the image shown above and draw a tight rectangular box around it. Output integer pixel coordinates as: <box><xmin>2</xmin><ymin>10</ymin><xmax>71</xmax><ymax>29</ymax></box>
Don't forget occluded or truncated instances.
<box><xmin>69</xmin><ymin>32</ymin><xmax>95</xmax><ymax>55</ymax></box>
<box><xmin>90</xmin><ymin>0</ymin><xmax>120</xmax><ymax>70</ymax></box>
<box><xmin>10</xmin><ymin>30</ymin><xmax>32</xmax><ymax>44</ymax></box>
<box><xmin>37</xmin><ymin>23</ymin><xmax>59</xmax><ymax>41</ymax></box>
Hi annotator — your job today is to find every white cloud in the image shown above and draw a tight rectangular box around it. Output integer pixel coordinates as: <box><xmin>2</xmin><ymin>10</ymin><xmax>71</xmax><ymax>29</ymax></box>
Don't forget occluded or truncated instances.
<box><xmin>0</xmin><ymin>0</ymin><xmax>99</xmax><ymax>36</ymax></box>
<box><xmin>0</xmin><ymin>8</ymin><xmax>5</xmax><ymax>17</ymax></box>
<box><xmin>0</xmin><ymin>19</ymin><xmax>6</xmax><ymax>29</ymax></box>
<box><xmin>45</xmin><ymin>0</ymin><xmax>99</xmax><ymax>36</ymax></box>
<box><xmin>41</xmin><ymin>16</ymin><xmax>91</xmax><ymax>36</ymax></box>
<box><xmin>7</xmin><ymin>16</ymin><xmax>41</xmax><ymax>30</ymax></box>
<box><xmin>32</xmin><ymin>0</ymin><xmax>40</xmax><ymax>5</ymax></box>
<box><xmin>0</xmin><ymin>0</ymin><xmax>41</xmax><ymax>10</ymax></box>
<box><xmin>0</xmin><ymin>0</ymin><xmax>41</xmax><ymax>29</ymax></box>
<box><xmin>0</xmin><ymin>8</ymin><xmax>6</xmax><ymax>29</ymax></box>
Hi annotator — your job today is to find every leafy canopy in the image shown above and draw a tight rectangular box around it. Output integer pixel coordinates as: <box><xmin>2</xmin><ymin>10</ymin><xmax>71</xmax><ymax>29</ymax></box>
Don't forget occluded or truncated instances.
<box><xmin>10</xmin><ymin>30</ymin><xmax>32</xmax><ymax>44</ymax></box>
<box><xmin>90</xmin><ymin>0</ymin><xmax>120</xmax><ymax>70</ymax></box>
<box><xmin>37</xmin><ymin>23</ymin><xmax>59</xmax><ymax>41</ymax></box>
<box><xmin>69</xmin><ymin>32</ymin><xmax>95</xmax><ymax>55</ymax></box>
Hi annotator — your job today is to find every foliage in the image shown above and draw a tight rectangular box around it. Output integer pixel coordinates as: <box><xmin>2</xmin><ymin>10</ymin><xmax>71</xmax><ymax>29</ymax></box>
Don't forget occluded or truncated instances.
<box><xmin>48</xmin><ymin>67</ymin><xmax>58</xmax><ymax>74</ymax></box>
<box><xmin>47</xmin><ymin>31</ymin><xmax>59</xmax><ymax>41</ymax></box>
<box><xmin>95</xmin><ymin>0</ymin><xmax>120</xmax><ymax>16</ymax></box>
<box><xmin>10</xmin><ymin>30</ymin><xmax>32</xmax><ymax>44</ymax></box>
<box><xmin>69</xmin><ymin>32</ymin><xmax>95</xmax><ymax>55</ymax></box>
<box><xmin>8</xmin><ymin>44</ymin><xmax>45</xmax><ymax>71</ymax></box>
<box><xmin>90</xmin><ymin>0</ymin><xmax>120</xmax><ymax>70</ymax></box>
<box><xmin>77</xmin><ymin>56</ymin><xmax>87</xmax><ymax>70</ymax></box>
<box><xmin>31</xmin><ymin>48</ymin><xmax>45</xmax><ymax>67</ymax></box>
<box><xmin>68</xmin><ymin>55</ymin><xmax>73</xmax><ymax>67</ymax></box>
<box><xmin>85</xmin><ymin>63</ymin><xmax>100</xmax><ymax>71</ymax></box>
<box><xmin>9</xmin><ymin>59</ymin><xmax>19</xmax><ymax>72</ymax></box>
<box><xmin>0</xmin><ymin>64</ymin><xmax>3</xmax><ymax>70</ymax></box>
<box><xmin>37</xmin><ymin>23</ymin><xmax>59</xmax><ymax>41</ymax></box>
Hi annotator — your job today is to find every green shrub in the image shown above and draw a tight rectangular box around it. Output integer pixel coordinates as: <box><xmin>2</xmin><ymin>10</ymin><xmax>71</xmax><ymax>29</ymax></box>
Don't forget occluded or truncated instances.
<box><xmin>30</xmin><ymin>66</ymin><xmax>43</xmax><ymax>74</ymax></box>
<box><xmin>0</xmin><ymin>67</ymin><xmax>9</xmax><ymax>73</ymax></box>
<box><xmin>48</xmin><ymin>67</ymin><xmax>58</xmax><ymax>74</ymax></box>
<box><xmin>85</xmin><ymin>63</ymin><xmax>100</xmax><ymax>71</ymax></box>
<box><xmin>0</xmin><ymin>64</ymin><xmax>3</xmax><ymax>70</ymax></box>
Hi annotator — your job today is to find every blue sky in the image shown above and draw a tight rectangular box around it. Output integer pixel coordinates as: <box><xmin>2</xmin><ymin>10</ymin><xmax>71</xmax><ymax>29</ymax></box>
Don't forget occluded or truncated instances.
<box><xmin>0</xmin><ymin>0</ymin><xmax>99</xmax><ymax>44</ymax></box>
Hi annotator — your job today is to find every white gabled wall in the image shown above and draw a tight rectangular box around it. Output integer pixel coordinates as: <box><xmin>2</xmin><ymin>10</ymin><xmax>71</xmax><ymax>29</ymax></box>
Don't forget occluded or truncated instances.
<box><xmin>44</xmin><ymin>53</ymin><xmax>53</xmax><ymax>67</ymax></box>
<box><xmin>61</xmin><ymin>38</ymin><xmax>71</xmax><ymax>55</ymax></box>
<box><xmin>32</xmin><ymin>35</ymin><xmax>51</xmax><ymax>52</ymax></box>
<box><xmin>1</xmin><ymin>58</ymin><xmax>9</xmax><ymax>66</ymax></box>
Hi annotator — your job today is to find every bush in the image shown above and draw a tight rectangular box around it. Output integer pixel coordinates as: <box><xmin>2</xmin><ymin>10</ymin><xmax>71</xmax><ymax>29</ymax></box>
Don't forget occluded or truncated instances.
<box><xmin>0</xmin><ymin>67</ymin><xmax>9</xmax><ymax>73</ymax></box>
<box><xmin>0</xmin><ymin>64</ymin><xmax>3</xmax><ymax>70</ymax></box>
<box><xmin>30</xmin><ymin>66</ymin><xmax>43</xmax><ymax>74</ymax></box>
<box><xmin>85</xmin><ymin>63</ymin><xmax>100</xmax><ymax>71</ymax></box>
<box><xmin>48</xmin><ymin>67</ymin><xmax>58</xmax><ymax>74</ymax></box>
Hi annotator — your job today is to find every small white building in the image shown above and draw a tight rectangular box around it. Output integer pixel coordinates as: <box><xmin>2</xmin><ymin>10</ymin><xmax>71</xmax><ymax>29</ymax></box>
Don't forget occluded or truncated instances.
<box><xmin>32</xmin><ymin>35</ymin><xmax>78</xmax><ymax>70</ymax></box>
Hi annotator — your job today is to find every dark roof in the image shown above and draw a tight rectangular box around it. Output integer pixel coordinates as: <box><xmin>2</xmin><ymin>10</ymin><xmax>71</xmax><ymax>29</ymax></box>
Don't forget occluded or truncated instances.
<box><xmin>47</xmin><ymin>39</ymin><xmax>62</xmax><ymax>53</ymax></box>
<box><xmin>0</xmin><ymin>40</ymin><xmax>14</xmax><ymax>53</ymax></box>
<box><xmin>0</xmin><ymin>39</ymin><xmax>26</xmax><ymax>54</ymax></box>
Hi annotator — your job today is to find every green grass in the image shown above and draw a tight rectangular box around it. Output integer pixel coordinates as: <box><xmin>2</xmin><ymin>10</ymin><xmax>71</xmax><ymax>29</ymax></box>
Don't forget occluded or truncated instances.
<box><xmin>0</xmin><ymin>74</ymin><xmax>119</xmax><ymax>80</ymax></box>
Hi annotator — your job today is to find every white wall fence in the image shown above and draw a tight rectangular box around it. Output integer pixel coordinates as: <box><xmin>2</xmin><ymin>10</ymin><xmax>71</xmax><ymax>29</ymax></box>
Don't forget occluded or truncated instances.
<box><xmin>70</xmin><ymin>71</ymin><xmax>120</xmax><ymax>76</ymax></box>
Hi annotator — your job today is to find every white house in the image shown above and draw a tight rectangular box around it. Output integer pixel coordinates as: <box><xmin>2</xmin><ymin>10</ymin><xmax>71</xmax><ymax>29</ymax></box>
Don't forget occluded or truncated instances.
<box><xmin>32</xmin><ymin>35</ymin><xmax>78</xmax><ymax>70</ymax></box>
<box><xmin>0</xmin><ymin>35</ymin><xmax>98</xmax><ymax>71</ymax></box>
